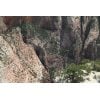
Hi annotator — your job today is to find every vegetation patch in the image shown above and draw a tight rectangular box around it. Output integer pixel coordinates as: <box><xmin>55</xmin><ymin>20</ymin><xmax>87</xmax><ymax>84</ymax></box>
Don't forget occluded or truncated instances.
<box><xmin>49</xmin><ymin>37</ymin><xmax>59</xmax><ymax>54</ymax></box>
<box><xmin>20</xmin><ymin>23</ymin><xmax>50</xmax><ymax>40</ymax></box>
<box><xmin>61</xmin><ymin>60</ymin><xmax>94</xmax><ymax>83</ymax></box>
<box><xmin>93</xmin><ymin>60</ymin><xmax>100</xmax><ymax>72</ymax></box>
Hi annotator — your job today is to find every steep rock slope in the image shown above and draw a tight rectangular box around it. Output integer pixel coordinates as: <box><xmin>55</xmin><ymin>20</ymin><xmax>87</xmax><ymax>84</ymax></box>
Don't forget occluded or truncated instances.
<box><xmin>0</xmin><ymin>27</ymin><xmax>50</xmax><ymax>82</ymax></box>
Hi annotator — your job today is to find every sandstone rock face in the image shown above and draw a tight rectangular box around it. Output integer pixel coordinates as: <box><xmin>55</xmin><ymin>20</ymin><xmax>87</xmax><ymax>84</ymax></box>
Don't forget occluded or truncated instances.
<box><xmin>0</xmin><ymin>27</ymin><xmax>49</xmax><ymax>82</ymax></box>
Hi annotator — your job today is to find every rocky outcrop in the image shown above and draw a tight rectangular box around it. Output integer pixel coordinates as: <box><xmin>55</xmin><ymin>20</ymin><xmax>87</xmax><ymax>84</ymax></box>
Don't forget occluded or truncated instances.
<box><xmin>0</xmin><ymin>16</ymin><xmax>100</xmax><ymax>83</ymax></box>
<box><xmin>0</xmin><ymin>27</ymin><xmax>50</xmax><ymax>82</ymax></box>
<box><xmin>60</xmin><ymin>16</ymin><xmax>99</xmax><ymax>63</ymax></box>
<box><xmin>0</xmin><ymin>16</ymin><xmax>99</xmax><ymax>69</ymax></box>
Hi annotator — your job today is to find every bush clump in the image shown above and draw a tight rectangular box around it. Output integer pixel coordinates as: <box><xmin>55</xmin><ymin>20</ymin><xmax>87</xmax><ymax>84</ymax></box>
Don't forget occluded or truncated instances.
<box><xmin>93</xmin><ymin>60</ymin><xmax>100</xmax><ymax>72</ymax></box>
<box><xmin>21</xmin><ymin>23</ymin><xmax>50</xmax><ymax>40</ymax></box>
<box><xmin>62</xmin><ymin>61</ymin><xmax>93</xmax><ymax>83</ymax></box>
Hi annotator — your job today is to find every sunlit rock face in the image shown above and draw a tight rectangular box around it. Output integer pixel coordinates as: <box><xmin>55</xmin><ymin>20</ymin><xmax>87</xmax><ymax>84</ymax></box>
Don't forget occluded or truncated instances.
<box><xmin>0</xmin><ymin>27</ymin><xmax>50</xmax><ymax>82</ymax></box>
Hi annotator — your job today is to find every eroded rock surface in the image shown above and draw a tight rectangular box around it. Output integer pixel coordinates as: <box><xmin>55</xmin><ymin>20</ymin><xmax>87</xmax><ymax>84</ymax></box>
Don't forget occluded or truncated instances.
<box><xmin>0</xmin><ymin>27</ymin><xmax>50</xmax><ymax>82</ymax></box>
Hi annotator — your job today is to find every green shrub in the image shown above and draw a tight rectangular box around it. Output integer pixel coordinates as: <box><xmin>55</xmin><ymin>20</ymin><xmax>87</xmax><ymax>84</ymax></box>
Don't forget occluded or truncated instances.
<box><xmin>47</xmin><ymin>59</ymin><xmax>96</xmax><ymax>83</ymax></box>
<box><xmin>49</xmin><ymin>67</ymin><xmax>56</xmax><ymax>80</ymax></box>
<box><xmin>37</xmin><ymin>28</ymin><xmax>50</xmax><ymax>40</ymax></box>
<box><xmin>21</xmin><ymin>23</ymin><xmax>37</xmax><ymax>35</ymax></box>
<box><xmin>94</xmin><ymin>60</ymin><xmax>100</xmax><ymax>72</ymax></box>
<box><xmin>81</xmin><ymin>59</ymin><xmax>91</xmax><ymax>64</ymax></box>
<box><xmin>62</xmin><ymin>62</ymin><xmax>92</xmax><ymax>83</ymax></box>
<box><xmin>49</xmin><ymin>37</ymin><xmax>58</xmax><ymax>54</ymax></box>
<box><xmin>59</xmin><ymin>48</ymin><xmax>69</xmax><ymax>56</ymax></box>
<box><xmin>20</xmin><ymin>23</ymin><xmax>50</xmax><ymax>40</ymax></box>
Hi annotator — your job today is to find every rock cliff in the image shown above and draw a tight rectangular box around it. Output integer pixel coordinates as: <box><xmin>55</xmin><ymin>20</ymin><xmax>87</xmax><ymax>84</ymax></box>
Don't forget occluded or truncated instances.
<box><xmin>0</xmin><ymin>16</ymin><xmax>100</xmax><ymax>83</ymax></box>
<box><xmin>0</xmin><ymin>20</ymin><xmax>50</xmax><ymax>82</ymax></box>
